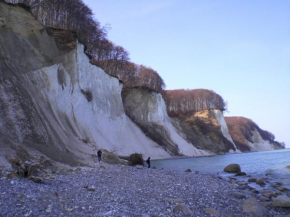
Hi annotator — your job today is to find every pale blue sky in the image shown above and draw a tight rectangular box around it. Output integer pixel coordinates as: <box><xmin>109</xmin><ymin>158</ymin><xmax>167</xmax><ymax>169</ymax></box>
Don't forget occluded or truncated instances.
<box><xmin>83</xmin><ymin>0</ymin><xmax>290</xmax><ymax>148</ymax></box>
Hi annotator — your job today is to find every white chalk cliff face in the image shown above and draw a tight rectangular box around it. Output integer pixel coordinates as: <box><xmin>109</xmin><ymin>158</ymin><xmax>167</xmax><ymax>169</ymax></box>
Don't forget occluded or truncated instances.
<box><xmin>24</xmin><ymin>44</ymin><xmax>170</xmax><ymax>159</ymax></box>
<box><xmin>123</xmin><ymin>88</ymin><xmax>211</xmax><ymax>156</ymax></box>
<box><xmin>247</xmin><ymin>129</ymin><xmax>275</xmax><ymax>151</ymax></box>
<box><xmin>213</xmin><ymin>110</ymin><xmax>240</xmax><ymax>153</ymax></box>
<box><xmin>0</xmin><ymin>2</ymin><xmax>169</xmax><ymax>169</ymax></box>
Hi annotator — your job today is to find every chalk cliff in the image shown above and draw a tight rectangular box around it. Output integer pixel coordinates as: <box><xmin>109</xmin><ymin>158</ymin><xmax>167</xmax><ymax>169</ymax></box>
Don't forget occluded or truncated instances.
<box><xmin>168</xmin><ymin>110</ymin><xmax>238</xmax><ymax>154</ymax></box>
<box><xmin>0</xmin><ymin>2</ymin><xmax>170</xmax><ymax>171</ymax></box>
<box><xmin>225</xmin><ymin>117</ymin><xmax>284</xmax><ymax>152</ymax></box>
<box><xmin>0</xmin><ymin>2</ymin><xmax>283</xmax><ymax>171</ymax></box>
<box><xmin>122</xmin><ymin>88</ymin><xmax>211</xmax><ymax>156</ymax></box>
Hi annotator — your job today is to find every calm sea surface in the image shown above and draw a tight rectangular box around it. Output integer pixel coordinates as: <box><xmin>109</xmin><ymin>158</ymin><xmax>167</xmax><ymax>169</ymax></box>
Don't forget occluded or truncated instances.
<box><xmin>152</xmin><ymin>149</ymin><xmax>290</xmax><ymax>188</ymax></box>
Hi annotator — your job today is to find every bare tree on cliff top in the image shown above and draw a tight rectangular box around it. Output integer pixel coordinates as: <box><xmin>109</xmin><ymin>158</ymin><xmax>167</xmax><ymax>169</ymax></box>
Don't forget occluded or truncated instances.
<box><xmin>5</xmin><ymin>0</ymin><xmax>166</xmax><ymax>93</ymax></box>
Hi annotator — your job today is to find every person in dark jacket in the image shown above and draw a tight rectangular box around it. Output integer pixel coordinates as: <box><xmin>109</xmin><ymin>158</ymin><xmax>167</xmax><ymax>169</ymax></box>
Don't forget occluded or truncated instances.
<box><xmin>146</xmin><ymin>157</ymin><xmax>151</xmax><ymax>168</ymax></box>
<box><xmin>97</xmin><ymin>150</ymin><xmax>102</xmax><ymax>162</ymax></box>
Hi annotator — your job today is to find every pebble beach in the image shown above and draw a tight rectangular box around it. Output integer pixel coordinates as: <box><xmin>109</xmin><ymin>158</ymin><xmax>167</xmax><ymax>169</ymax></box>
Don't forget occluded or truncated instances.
<box><xmin>0</xmin><ymin>163</ymin><xmax>289</xmax><ymax>217</ymax></box>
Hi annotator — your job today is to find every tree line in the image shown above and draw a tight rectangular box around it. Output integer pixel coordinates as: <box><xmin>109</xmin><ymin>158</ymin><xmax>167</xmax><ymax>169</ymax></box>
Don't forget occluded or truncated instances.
<box><xmin>5</xmin><ymin>0</ymin><xmax>165</xmax><ymax>92</ymax></box>
<box><xmin>163</xmin><ymin>89</ymin><xmax>226</xmax><ymax>116</ymax></box>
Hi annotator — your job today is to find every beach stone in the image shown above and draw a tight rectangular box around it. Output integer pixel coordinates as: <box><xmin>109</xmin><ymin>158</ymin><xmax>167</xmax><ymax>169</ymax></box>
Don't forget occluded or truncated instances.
<box><xmin>99</xmin><ymin>164</ymin><xmax>106</xmax><ymax>169</ymax></box>
<box><xmin>29</xmin><ymin>176</ymin><xmax>43</xmax><ymax>183</ymax></box>
<box><xmin>274</xmin><ymin>182</ymin><xmax>283</xmax><ymax>187</ymax></box>
<box><xmin>203</xmin><ymin>208</ymin><xmax>219</xmax><ymax>216</ymax></box>
<box><xmin>272</xmin><ymin>196</ymin><xmax>290</xmax><ymax>208</ymax></box>
<box><xmin>231</xmin><ymin>192</ymin><xmax>247</xmax><ymax>199</ymax></box>
<box><xmin>136</xmin><ymin>165</ymin><xmax>143</xmax><ymax>169</ymax></box>
<box><xmin>261</xmin><ymin>190</ymin><xmax>275</xmax><ymax>198</ymax></box>
<box><xmin>87</xmin><ymin>187</ymin><xmax>96</xmax><ymax>192</ymax></box>
<box><xmin>256</xmin><ymin>178</ymin><xmax>265</xmax><ymax>185</ymax></box>
<box><xmin>286</xmin><ymin>165</ymin><xmax>290</xmax><ymax>169</ymax></box>
<box><xmin>229</xmin><ymin>179</ymin><xmax>236</xmax><ymax>184</ymax></box>
<box><xmin>241</xmin><ymin>198</ymin><xmax>267</xmax><ymax>217</ymax></box>
<box><xmin>173</xmin><ymin>204</ymin><xmax>192</xmax><ymax>215</ymax></box>
<box><xmin>259</xmin><ymin>196</ymin><xmax>270</xmax><ymax>202</ymax></box>
<box><xmin>238</xmin><ymin>185</ymin><xmax>250</xmax><ymax>190</ymax></box>
<box><xmin>251</xmin><ymin>189</ymin><xmax>259</xmax><ymax>194</ymax></box>
<box><xmin>224</xmin><ymin>164</ymin><xmax>241</xmax><ymax>173</ymax></box>
<box><xmin>45</xmin><ymin>204</ymin><xmax>52</xmax><ymax>213</ymax></box>
<box><xmin>248</xmin><ymin>178</ymin><xmax>257</xmax><ymax>182</ymax></box>
<box><xmin>163</xmin><ymin>198</ymin><xmax>183</xmax><ymax>203</ymax></box>
<box><xmin>235</xmin><ymin>172</ymin><xmax>247</xmax><ymax>176</ymax></box>
<box><xmin>184</xmin><ymin>169</ymin><xmax>191</xmax><ymax>173</ymax></box>
<box><xmin>238</xmin><ymin>181</ymin><xmax>247</xmax><ymax>185</ymax></box>
<box><xmin>260</xmin><ymin>202</ymin><xmax>272</xmax><ymax>208</ymax></box>
<box><xmin>7</xmin><ymin>172</ymin><xmax>17</xmax><ymax>179</ymax></box>
<box><xmin>278</xmin><ymin>187</ymin><xmax>289</xmax><ymax>192</ymax></box>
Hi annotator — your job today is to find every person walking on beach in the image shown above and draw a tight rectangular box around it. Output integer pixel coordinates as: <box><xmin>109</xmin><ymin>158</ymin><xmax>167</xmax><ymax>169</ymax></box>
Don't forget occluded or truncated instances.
<box><xmin>146</xmin><ymin>157</ymin><xmax>151</xmax><ymax>168</ymax></box>
<box><xmin>97</xmin><ymin>150</ymin><xmax>102</xmax><ymax>162</ymax></box>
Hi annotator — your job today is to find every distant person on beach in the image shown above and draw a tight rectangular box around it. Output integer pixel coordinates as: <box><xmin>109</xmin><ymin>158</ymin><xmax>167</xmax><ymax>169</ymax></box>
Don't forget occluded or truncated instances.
<box><xmin>146</xmin><ymin>157</ymin><xmax>151</xmax><ymax>168</ymax></box>
<box><xmin>97</xmin><ymin>150</ymin><xmax>102</xmax><ymax>162</ymax></box>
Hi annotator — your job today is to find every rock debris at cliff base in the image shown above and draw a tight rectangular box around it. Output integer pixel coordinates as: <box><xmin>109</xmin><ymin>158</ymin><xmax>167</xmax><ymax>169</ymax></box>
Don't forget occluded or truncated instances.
<box><xmin>1</xmin><ymin>164</ymin><xmax>289</xmax><ymax>217</ymax></box>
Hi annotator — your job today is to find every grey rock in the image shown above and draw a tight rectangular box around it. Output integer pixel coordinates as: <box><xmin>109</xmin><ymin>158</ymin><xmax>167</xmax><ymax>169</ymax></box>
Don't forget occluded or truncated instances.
<box><xmin>261</xmin><ymin>190</ymin><xmax>275</xmax><ymax>198</ymax></box>
<box><xmin>235</xmin><ymin>172</ymin><xmax>247</xmax><ymax>176</ymax></box>
<box><xmin>251</xmin><ymin>189</ymin><xmax>259</xmax><ymax>194</ymax></box>
<box><xmin>256</xmin><ymin>178</ymin><xmax>265</xmax><ymax>185</ymax></box>
<box><xmin>231</xmin><ymin>192</ymin><xmax>247</xmax><ymax>199</ymax></box>
<box><xmin>238</xmin><ymin>181</ymin><xmax>247</xmax><ymax>185</ymax></box>
<box><xmin>248</xmin><ymin>178</ymin><xmax>257</xmax><ymax>182</ymax></box>
<box><xmin>241</xmin><ymin>198</ymin><xmax>267</xmax><ymax>217</ymax></box>
<box><xmin>278</xmin><ymin>187</ymin><xmax>289</xmax><ymax>192</ymax></box>
<box><xmin>258</xmin><ymin>196</ymin><xmax>270</xmax><ymax>202</ymax></box>
<box><xmin>272</xmin><ymin>196</ymin><xmax>290</xmax><ymax>208</ymax></box>
<box><xmin>163</xmin><ymin>198</ymin><xmax>183</xmax><ymax>203</ymax></box>
<box><xmin>274</xmin><ymin>182</ymin><xmax>283</xmax><ymax>187</ymax></box>
<box><xmin>224</xmin><ymin>164</ymin><xmax>241</xmax><ymax>173</ymax></box>
<box><xmin>203</xmin><ymin>208</ymin><xmax>219</xmax><ymax>216</ymax></box>
<box><xmin>173</xmin><ymin>204</ymin><xmax>192</xmax><ymax>215</ymax></box>
<box><xmin>136</xmin><ymin>165</ymin><xmax>143</xmax><ymax>169</ymax></box>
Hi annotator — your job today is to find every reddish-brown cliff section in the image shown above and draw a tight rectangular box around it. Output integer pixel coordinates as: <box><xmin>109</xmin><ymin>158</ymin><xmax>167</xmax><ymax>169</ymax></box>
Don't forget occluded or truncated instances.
<box><xmin>225</xmin><ymin>117</ymin><xmax>284</xmax><ymax>151</ymax></box>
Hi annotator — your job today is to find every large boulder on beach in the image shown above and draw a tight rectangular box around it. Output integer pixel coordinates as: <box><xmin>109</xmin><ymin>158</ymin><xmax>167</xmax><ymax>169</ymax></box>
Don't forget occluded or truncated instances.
<box><xmin>241</xmin><ymin>198</ymin><xmax>267</xmax><ymax>216</ymax></box>
<box><xmin>272</xmin><ymin>196</ymin><xmax>290</xmax><ymax>208</ymax></box>
<box><xmin>102</xmin><ymin>150</ymin><xmax>126</xmax><ymax>165</ymax></box>
<box><xmin>129</xmin><ymin>153</ymin><xmax>144</xmax><ymax>166</ymax></box>
<box><xmin>224</xmin><ymin>164</ymin><xmax>241</xmax><ymax>173</ymax></box>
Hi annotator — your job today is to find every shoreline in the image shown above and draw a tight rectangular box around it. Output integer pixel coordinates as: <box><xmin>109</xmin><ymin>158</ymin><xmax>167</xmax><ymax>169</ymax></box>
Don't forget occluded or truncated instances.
<box><xmin>152</xmin><ymin>148</ymin><xmax>288</xmax><ymax>161</ymax></box>
<box><xmin>1</xmin><ymin>163</ymin><xmax>289</xmax><ymax>216</ymax></box>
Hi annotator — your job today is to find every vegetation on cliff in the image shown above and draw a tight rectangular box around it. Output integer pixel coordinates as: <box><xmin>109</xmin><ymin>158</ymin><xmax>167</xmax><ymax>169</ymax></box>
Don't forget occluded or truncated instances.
<box><xmin>225</xmin><ymin>117</ymin><xmax>284</xmax><ymax>151</ymax></box>
<box><xmin>163</xmin><ymin>89</ymin><xmax>226</xmax><ymax>116</ymax></box>
<box><xmin>5</xmin><ymin>0</ymin><xmax>165</xmax><ymax>93</ymax></box>
<box><xmin>2</xmin><ymin>0</ymin><xmax>283</xmax><ymax>155</ymax></box>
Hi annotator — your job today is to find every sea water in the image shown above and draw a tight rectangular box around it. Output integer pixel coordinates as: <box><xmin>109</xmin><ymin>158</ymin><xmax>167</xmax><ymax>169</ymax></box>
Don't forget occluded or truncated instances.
<box><xmin>152</xmin><ymin>149</ymin><xmax>290</xmax><ymax>188</ymax></box>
